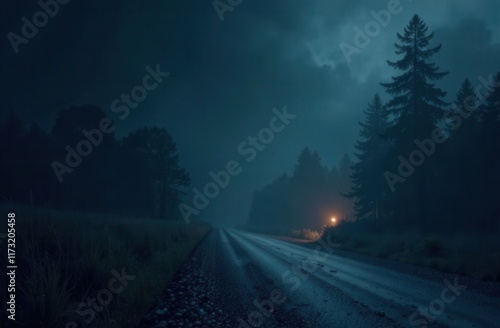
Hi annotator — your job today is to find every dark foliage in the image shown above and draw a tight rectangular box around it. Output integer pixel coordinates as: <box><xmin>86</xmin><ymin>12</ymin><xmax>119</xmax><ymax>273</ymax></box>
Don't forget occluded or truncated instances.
<box><xmin>0</xmin><ymin>105</ymin><xmax>190</xmax><ymax>219</ymax></box>
<box><xmin>246</xmin><ymin>15</ymin><xmax>500</xmax><ymax>234</ymax></box>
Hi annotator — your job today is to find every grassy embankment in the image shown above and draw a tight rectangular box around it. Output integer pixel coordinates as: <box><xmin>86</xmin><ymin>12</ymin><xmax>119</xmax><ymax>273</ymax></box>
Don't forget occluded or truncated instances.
<box><xmin>0</xmin><ymin>205</ymin><xmax>211</xmax><ymax>327</ymax></box>
<box><xmin>242</xmin><ymin>222</ymin><xmax>500</xmax><ymax>281</ymax></box>
<box><xmin>321</xmin><ymin>221</ymin><xmax>500</xmax><ymax>282</ymax></box>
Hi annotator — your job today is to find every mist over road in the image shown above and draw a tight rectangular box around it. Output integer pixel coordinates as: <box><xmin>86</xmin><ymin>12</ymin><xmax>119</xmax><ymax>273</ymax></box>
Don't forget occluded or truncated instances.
<box><xmin>142</xmin><ymin>229</ymin><xmax>500</xmax><ymax>327</ymax></box>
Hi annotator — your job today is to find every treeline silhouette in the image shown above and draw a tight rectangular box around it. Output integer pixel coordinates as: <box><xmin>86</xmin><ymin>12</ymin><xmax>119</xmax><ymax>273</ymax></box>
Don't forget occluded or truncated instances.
<box><xmin>247</xmin><ymin>15</ymin><xmax>500</xmax><ymax>233</ymax></box>
<box><xmin>0</xmin><ymin>104</ymin><xmax>190</xmax><ymax>219</ymax></box>
<box><xmin>247</xmin><ymin>148</ymin><xmax>354</xmax><ymax>231</ymax></box>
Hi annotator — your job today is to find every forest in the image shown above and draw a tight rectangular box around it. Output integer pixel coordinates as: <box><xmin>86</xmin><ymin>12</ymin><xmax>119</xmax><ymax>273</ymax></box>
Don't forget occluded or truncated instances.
<box><xmin>1</xmin><ymin>8</ymin><xmax>500</xmax><ymax>327</ymax></box>
<box><xmin>246</xmin><ymin>15</ymin><xmax>500</xmax><ymax>235</ymax></box>
<box><xmin>0</xmin><ymin>104</ymin><xmax>190</xmax><ymax>220</ymax></box>
<box><xmin>2</xmin><ymin>15</ymin><xmax>499</xmax><ymax>234</ymax></box>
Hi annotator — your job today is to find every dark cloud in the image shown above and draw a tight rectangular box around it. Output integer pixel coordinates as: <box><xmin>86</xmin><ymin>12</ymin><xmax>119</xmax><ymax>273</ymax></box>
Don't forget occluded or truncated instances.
<box><xmin>2</xmin><ymin>0</ymin><xmax>499</xmax><ymax>224</ymax></box>
<box><xmin>434</xmin><ymin>18</ymin><xmax>500</xmax><ymax>92</ymax></box>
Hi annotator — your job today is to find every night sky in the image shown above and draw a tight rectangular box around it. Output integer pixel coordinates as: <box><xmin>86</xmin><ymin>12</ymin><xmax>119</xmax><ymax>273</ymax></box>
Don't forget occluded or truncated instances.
<box><xmin>2</xmin><ymin>0</ymin><xmax>499</xmax><ymax>225</ymax></box>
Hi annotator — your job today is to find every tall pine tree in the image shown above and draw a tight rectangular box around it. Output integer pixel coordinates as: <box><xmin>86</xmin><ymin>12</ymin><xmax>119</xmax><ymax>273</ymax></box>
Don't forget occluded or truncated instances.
<box><xmin>436</xmin><ymin>79</ymin><xmax>480</xmax><ymax>229</ymax></box>
<box><xmin>291</xmin><ymin>147</ymin><xmax>328</xmax><ymax>229</ymax></box>
<box><xmin>350</xmin><ymin>94</ymin><xmax>390</xmax><ymax>220</ymax></box>
<box><xmin>381</xmin><ymin>15</ymin><xmax>448</xmax><ymax>227</ymax></box>
<box><xmin>475</xmin><ymin>73</ymin><xmax>500</xmax><ymax>230</ymax></box>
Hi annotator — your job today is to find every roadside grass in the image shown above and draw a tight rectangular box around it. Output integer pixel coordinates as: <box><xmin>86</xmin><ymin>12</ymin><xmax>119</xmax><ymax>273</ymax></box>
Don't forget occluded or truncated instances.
<box><xmin>242</xmin><ymin>225</ymin><xmax>322</xmax><ymax>241</ymax></box>
<box><xmin>321</xmin><ymin>222</ymin><xmax>500</xmax><ymax>282</ymax></box>
<box><xmin>0</xmin><ymin>205</ymin><xmax>210</xmax><ymax>327</ymax></box>
<box><xmin>290</xmin><ymin>229</ymin><xmax>321</xmax><ymax>241</ymax></box>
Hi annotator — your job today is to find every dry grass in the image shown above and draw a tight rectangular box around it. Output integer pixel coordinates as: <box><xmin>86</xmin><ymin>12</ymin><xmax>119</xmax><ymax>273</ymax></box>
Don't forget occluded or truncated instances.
<box><xmin>291</xmin><ymin>229</ymin><xmax>321</xmax><ymax>241</ymax></box>
<box><xmin>0</xmin><ymin>205</ymin><xmax>210</xmax><ymax>327</ymax></box>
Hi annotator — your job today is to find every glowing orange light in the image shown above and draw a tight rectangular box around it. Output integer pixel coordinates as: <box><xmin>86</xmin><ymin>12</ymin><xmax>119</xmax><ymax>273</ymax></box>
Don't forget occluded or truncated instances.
<box><xmin>331</xmin><ymin>217</ymin><xmax>337</xmax><ymax>223</ymax></box>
